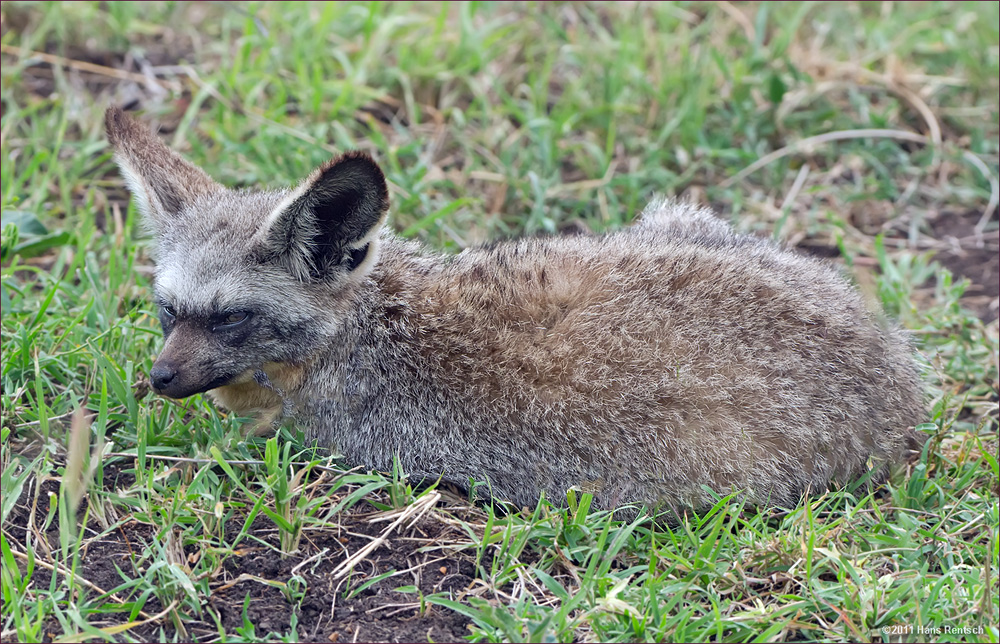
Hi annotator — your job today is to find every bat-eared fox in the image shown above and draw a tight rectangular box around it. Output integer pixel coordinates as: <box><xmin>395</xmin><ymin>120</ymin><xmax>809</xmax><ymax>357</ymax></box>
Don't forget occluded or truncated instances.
<box><xmin>106</xmin><ymin>106</ymin><xmax>926</xmax><ymax>517</ymax></box>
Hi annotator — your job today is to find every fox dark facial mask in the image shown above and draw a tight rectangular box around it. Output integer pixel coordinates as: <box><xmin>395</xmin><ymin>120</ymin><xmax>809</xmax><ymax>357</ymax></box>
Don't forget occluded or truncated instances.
<box><xmin>105</xmin><ymin>107</ymin><xmax>389</xmax><ymax>400</ymax></box>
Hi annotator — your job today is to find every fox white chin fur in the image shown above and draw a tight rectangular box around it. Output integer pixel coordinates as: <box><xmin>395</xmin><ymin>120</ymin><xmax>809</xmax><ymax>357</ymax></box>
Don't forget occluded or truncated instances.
<box><xmin>106</xmin><ymin>106</ymin><xmax>926</xmax><ymax>517</ymax></box>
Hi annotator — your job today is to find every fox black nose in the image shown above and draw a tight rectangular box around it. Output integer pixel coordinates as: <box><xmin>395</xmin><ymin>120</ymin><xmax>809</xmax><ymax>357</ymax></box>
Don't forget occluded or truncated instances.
<box><xmin>150</xmin><ymin>364</ymin><xmax>177</xmax><ymax>391</ymax></box>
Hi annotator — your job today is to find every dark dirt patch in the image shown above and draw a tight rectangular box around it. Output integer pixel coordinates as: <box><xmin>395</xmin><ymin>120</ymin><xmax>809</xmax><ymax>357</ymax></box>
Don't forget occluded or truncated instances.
<box><xmin>927</xmin><ymin>209</ymin><xmax>1000</xmax><ymax>323</ymax></box>
<box><xmin>209</xmin><ymin>515</ymin><xmax>479</xmax><ymax>643</ymax></box>
<box><xmin>791</xmin><ymin>207</ymin><xmax>999</xmax><ymax>324</ymax></box>
<box><xmin>4</xmin><ymin>457</ymin><xmax>479</xmax><ymax>643</ymax></box>
<box><xmin>207</xmin><ymin>512</ymin><xmax>479</xmax><ymax>643</ymax></box>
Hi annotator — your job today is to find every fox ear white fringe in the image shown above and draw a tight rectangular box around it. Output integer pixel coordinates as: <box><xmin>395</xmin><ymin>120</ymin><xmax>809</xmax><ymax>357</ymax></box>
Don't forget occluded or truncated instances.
<box><xmin>258</xmin><ymin>152</ymin><xmax>390</xmax><ymax>282</ymax></box>
<box><xmin>104</xmin><ymin>106</ymin><xmax>222</xmax><ymax>237</ymax></box>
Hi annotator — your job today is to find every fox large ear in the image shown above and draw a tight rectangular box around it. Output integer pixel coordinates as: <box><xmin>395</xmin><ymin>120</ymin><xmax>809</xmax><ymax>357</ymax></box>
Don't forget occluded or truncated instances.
<box><xmin>260</xmin><ymin>151</ymin><xmax>389</xmax><ymax>281</ymax></box>
<box><xmin>105</xmin><ymin>106</ymin><xmax>222</xmax><ymax>233</ymax></box>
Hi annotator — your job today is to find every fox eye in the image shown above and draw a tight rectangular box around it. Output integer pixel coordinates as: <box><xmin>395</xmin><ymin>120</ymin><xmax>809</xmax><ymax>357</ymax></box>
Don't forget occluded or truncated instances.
<box><xmin>225</xmin><ymin>311</ymin><xmax>249</xmax><ymax>325</ymax></box>
<box><xmin>162</xmin><ymin>305</ymin><xmax>176</xmax><ymax>319</ymax></box>
<box><xmin>216</xmin><ymin>311</ymin><xmax>251</xmax><ymax>330</ymax></box>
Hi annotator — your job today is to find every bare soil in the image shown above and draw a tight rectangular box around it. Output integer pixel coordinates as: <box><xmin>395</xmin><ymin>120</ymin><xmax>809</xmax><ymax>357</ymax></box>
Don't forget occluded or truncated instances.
<box><xmin>5</xmin><ymin>460</ymin><xmax>479</xmax><ymax>643</ymax></box>
<box><xmin>926</xmin><ymin>209</ymin><xmax>1000</xmax><ymax>322</ymax></box>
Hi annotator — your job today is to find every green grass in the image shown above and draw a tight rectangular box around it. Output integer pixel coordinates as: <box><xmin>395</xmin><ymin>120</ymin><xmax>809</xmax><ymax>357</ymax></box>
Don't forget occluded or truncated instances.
<box><xmin>2</xmin><ymin>1</ymin><xmax>998</xmax><ymax>642</ymax></box>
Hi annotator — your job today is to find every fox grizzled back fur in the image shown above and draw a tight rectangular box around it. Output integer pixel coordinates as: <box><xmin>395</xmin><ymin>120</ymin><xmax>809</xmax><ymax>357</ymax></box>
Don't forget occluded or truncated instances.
<box><xmin>106</xmin><ymin>107</ymin><xmax>926</xmax><ymax>515</ymax></box>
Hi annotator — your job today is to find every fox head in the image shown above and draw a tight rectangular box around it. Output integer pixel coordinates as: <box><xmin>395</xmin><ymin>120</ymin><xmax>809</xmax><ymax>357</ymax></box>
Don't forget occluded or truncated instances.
<box><xmin>105</xmin><ymin>107</ymin><xmax>389</xmax><ymax>399</ymax></box>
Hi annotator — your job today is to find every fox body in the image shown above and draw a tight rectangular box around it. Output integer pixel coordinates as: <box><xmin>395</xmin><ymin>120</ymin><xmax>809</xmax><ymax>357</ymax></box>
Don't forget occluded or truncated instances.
<box><xmin>106</xmin><ymin>107</ymin><xmax>925</xmax><ymax>514</ymax></box>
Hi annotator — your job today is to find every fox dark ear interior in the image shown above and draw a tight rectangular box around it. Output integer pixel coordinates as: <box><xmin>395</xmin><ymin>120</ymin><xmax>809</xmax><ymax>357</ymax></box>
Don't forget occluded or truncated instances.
<box><xmin>264</xmin><ymin>151</ymin><xmax>389</xmax><ymax>279</ymax></box>
<box><xmin>299</xmin><ymin>151</ymin><xmax>389</xmax><ymax>248</ymax></box>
